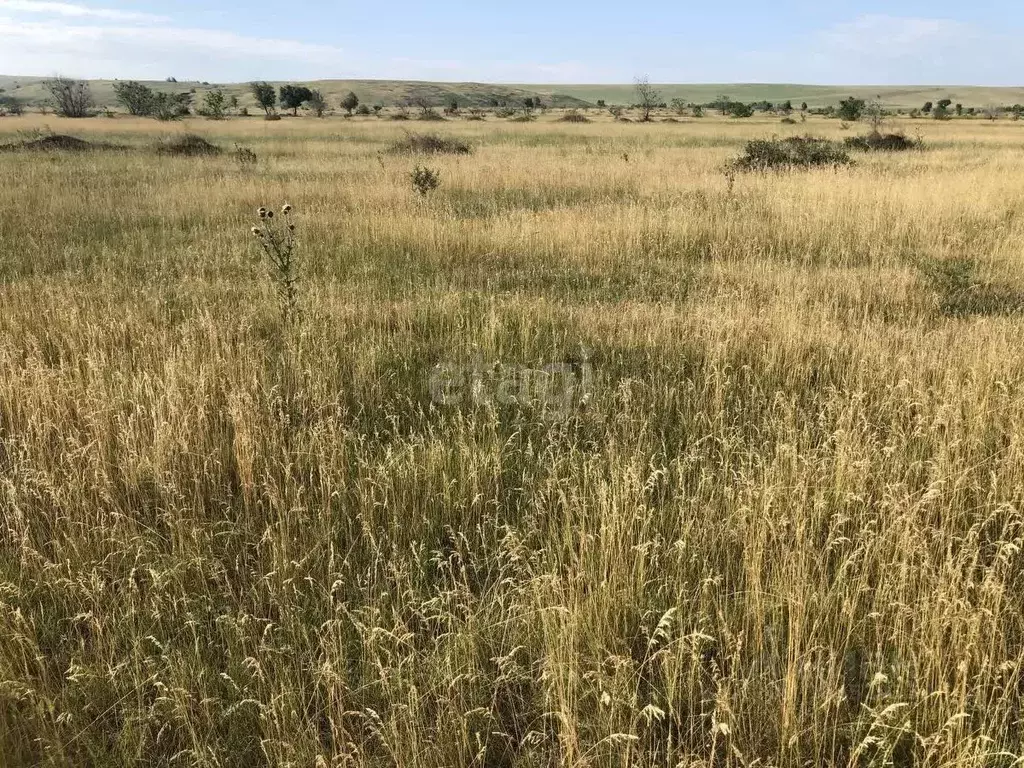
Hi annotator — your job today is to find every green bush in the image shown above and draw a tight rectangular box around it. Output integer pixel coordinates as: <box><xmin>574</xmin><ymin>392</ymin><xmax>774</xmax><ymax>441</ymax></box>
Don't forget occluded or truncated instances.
<box><xmin>731</xmin><ymin>136</ymin><xmax>852</xmax><ymax>172</ymax></box>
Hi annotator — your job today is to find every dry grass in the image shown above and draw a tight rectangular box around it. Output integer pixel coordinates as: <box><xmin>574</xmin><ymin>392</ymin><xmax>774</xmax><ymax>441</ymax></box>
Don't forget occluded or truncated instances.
<box><xmin>0</xmin><ymin>112</ymin><xmax>1023</xmax><ymax>768</ymax></box>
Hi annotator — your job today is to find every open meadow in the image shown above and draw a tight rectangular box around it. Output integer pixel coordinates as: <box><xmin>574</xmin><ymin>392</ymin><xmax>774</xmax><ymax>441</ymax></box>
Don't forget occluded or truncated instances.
<box><xmin>0</xmin><ymin>111</ymin><xmax>1023</xmax><ymax>767</ymax></box>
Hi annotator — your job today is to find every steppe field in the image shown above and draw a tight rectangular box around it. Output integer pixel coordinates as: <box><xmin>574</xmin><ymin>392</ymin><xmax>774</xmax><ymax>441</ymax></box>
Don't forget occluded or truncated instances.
<box><xmin>0</xmin><ymin>111</ymin><xmax>1022</xmax><ymax>767</ymax></box>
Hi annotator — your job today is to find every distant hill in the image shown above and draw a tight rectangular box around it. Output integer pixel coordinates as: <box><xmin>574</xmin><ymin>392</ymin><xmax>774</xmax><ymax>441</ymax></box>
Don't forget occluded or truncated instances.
<box><xmin>3</xmin><ymin>76</ymin><xmax>1024</xmax><ymax>112</ymax></box>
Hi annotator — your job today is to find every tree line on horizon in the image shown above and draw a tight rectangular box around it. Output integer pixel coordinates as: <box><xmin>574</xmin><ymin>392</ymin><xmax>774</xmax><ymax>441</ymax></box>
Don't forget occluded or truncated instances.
<box><xmin>6</xmin><ymin>75</ymin><xmax>1024</xmax><ymax>123</ymax></box>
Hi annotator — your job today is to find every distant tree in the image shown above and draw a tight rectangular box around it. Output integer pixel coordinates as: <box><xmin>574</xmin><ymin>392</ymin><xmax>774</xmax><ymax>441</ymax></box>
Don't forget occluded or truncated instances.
<box><xmin>780</xmin><ymin>99</ymin><xmax>793</xmax><ymax>114</ymax></box>
<box><xmin>715</xmin><ymin>94</ymin><xmax>732</xmax><ymax>115</ymax></box>
<box><xmin>955</xmin><ymin>103</ymin><xmax>963</xmax><ymax>116</ymax></box>
<box><xmin>596</xmin><ymin>99</ymin><xmax>606</xmax><ymax>108</ymax></box>
<box><xmin>634</xmin><ymin>76</ymin><xmax>661</xmax><ymax>121</ymax></box>
<box><xmin>307</xmin><ymin>89</ymin><xmax>327</xmax><ymax>117</ymax></box>
<box><xmin>203</xmin><ymin>90</ymin><xmax>226</xmax><ymax>119</ymax></box>
<box><xmin>837</xmin><ymin>97</ymin><xmax>866</xmax><ymax>121</ymax></box>
<box><xmin>45</xmin><ymin>76</ymin><xmax>93</xmax><ymax>118</ymax></box>
<box><xmin>151</xmin><ymin>91</ymin><xmax>191</xmax><ymax>120</ymax></box>
<box><xmin>279</xmin><ymin>85</ymin><xmax>313</xmax><ymax>115</ymax></box>
<box><xmin>229</xmin><ymin>94</ymin><xmax>239</xmax><ymax>111</ymax></box>
<box><xmin>522</xmin><ymin>96</ymin><xmax>535</xmax><ymax>115</ymax></box>
<box><xmin>444</xmin><ymin>97</ymin><xmax>459</xmax><ymax>115</ymax></box>
<box><xmin>670</xmin><ymin>97</ymin><xmax>687</xmax><ymax>115</ymax></box>
<box><xmin>373</xmin><ymin>104</ymin><xmax>383</xmax><ymax>116</ymax></box>
<box><xmin>800</xmin><ymin>101</ymin><xmax>808</xmax><ymax>112</ymax></box>
<box><xmin>340</xmin><ymin>91</ymin><xmax>360</xmax><ymax>115</ymax></box>
<box><xmin>113</xmin><ymin>81</ymin><xmax>154</xmax><ymax>116</ymax></box>
<box><xmin>728</xmin><ymin>101</ymin><xmax>754</xmax><ymax>118</ymax></box>
<box><xmin>865</xmin><ymin>97</ymin><xmax>885</xmax><ymax>131</ymax></box>
<box><xmin>922</xmin><ymin>101</ymin><xmax>933</xmax><ymax>114</ymax></box>
<box><xmin>0</xmin><ymin>95</ymin><xmax>23</xmax><ymax>115</ymax></box>
<box><xmin>355</xmin><ymin>104</ymin><xmax>371</xmax><ymax>115</ymax></box>
<box><xmin>250</xmin><ymin>81</ymin><xmax>277</xmax><ymax>115</ymax></box>
<box><xmin>691</xmin><ymin>105</ymin><xmax>704</xmax><ymax>117</ymax></box>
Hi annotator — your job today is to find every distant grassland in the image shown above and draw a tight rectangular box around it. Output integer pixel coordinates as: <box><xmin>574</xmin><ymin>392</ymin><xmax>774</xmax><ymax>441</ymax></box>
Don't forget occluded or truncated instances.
<box><xmin>0</xmin><ymin>112</ymin><xmax>1023</xmax><ymax>767</ymax></box>
<box><xmin>5</xmin><ymin>75</ymin><xmax>1024</xmax><ymax>110</ymax></box>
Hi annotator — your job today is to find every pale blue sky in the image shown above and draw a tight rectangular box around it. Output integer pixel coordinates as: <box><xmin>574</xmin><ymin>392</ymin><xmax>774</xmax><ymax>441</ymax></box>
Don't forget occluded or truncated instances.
<box><xmin>1</xmin><ymin>0</ymin><xmax>1021</xmax><ymax>84</ymax></box>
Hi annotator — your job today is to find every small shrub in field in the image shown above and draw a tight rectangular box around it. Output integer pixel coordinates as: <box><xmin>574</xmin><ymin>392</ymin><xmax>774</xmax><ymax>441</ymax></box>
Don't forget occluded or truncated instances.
<box><xmin>494</xmin><ymin>107</ymin><xmax>517</xmax><ymax>118</ymax></box>
<box><xmin>731</xmin><ymin>136</ymin><xmax>852</xmax><ymax>172</ymax></box>
<box><xmin>418</xmin><ymin>109</ymin><xmax>445</xmax><ymax>121</ymax></box>
<box><xmin>559</xmin><ymin>110</ymin><xmax>590</xmax><ymax>123</ymax></box>
<box><xmin>389</xmin><ymin>113</ymin><xmax>410</xmax><ymax>121</ymax></box>
<box><xmin>388</xmin><ymin>133</ymin><xmax>472</xmax><ymax>155</ymax></box>
<box><xmin>234</xmin><ymin>143</ymin><xmax>257</xmax><ymax>166</ymax></box>
<box><xmin>251</xmin><ymin>204</ymin><xmax>299</xmax><ymax>323</ymax></box>
<box><xmin>265</xmin><ymin>114</ymin><xmax>282</xmax><ymax>122</ymax></box>
<box><xmin>919</xmin><ymin>257</ymin><xmax>1024</xmax><ymax>317</ymax></box>
<box><xmin>509</xmin><ymin>114</ymin><xmax>535</xmax><ymax>122</ymax></box>
<box><xmin>410</xmin><ymin>166</ymin><xmax>441</xmax><ymax>196</ymax></box>
<box><xmin>156</xmin><ymin>134</ymin><xmax>222</xmax><ymax>156</ymax></box>
<box><xmin>465</xmin><ymin>115</ymin><xmax>485</xmax><ymax>121</ymax></box>
<box><xmin>780</xmin><ymin>116</ymin><xmax>797</xmax><ymax>124</ymax></box>
<box><xmin>355</xmin><ymin>104</ymin><xmax>371</xmax><ymax>116</ymax></box>
<box><xmin>844</xmin><ymin>131</ymin><xmax>921</xmax><ymax>152</ymax></box>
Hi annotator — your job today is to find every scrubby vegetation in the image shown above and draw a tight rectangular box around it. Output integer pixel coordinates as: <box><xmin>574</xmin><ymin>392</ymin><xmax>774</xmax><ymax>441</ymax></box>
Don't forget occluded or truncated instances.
<box><xmin>155</xmin><ymin>133</ymin><xmax>222</xmax><ymax>156</ymax></box>
<box><xmin>731</xmin><ymin>135</ymin><xmax>852</xmax><ymax>171</ymax></box>
<box><xmin>844</xmin><ymin>130</ymin><xmax>922</xmax><ymax>152</ymax></box>
<box><xmin>387</xmin><ymin>131</ymin><xmax>472</xmax><ymax>155</ymax></box>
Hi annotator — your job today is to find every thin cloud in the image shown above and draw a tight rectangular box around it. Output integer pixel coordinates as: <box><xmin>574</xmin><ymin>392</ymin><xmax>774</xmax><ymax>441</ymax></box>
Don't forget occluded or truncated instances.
<box><xmin>0</xmin><ymin>0</ymin><xmax>166</xmax><ymax>22</ymax></box>
<box><xmin>0</xmin><ymin>17</ymin><xmax>351</xmax><ymax>79</ymax></box>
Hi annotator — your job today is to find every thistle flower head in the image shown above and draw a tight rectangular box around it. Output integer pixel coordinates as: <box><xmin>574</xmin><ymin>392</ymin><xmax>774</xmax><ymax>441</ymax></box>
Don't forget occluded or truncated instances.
<box><xmin>251</xmin><ymin>227</ymin><xmax>263</xmax><ymax>237</ymax></box>
<box><xmin>266</xmin><ymin>210</ymin><xmax>274</xmax><ymax>219</ymax></box>
<box><xmin>257</xmin><ymin>207</ymin><xmax>267</xmax><ymax>218</ymax></box>
<box><xmin>282</xmin><ymin>204</ymin><xmax>293</xmax><ymax>215</ymax></box>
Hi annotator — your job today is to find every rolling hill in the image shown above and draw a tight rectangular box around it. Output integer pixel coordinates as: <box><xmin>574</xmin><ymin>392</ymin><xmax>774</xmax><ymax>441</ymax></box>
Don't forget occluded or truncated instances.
<box><xmin>3</xmin><ymin>76</ymin><xmax>1024</xmax><ymax>112</ymax></box>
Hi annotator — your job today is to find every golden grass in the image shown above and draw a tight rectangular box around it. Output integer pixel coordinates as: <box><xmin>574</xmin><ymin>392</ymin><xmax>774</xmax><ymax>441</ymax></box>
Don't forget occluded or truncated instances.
<box><xmin>0</xmin><ymin>112</ymin><xmax>1022</xmax><ymax>767</ymax></box>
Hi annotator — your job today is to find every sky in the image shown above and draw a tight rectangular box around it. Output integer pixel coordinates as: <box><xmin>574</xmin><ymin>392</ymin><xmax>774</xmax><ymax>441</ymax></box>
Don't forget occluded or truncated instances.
<box><xmin>1</xmin><ymin>0</ymin><xmax>1022</xmax><ymax>85</ymax></box>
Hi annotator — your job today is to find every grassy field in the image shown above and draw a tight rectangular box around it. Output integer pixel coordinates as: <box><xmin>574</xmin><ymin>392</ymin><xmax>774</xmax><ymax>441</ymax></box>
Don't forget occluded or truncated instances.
<box><xmin>6</xmin><ymin>75</ymin><xmax>1024</xmax><ymax>111</ymax></box>
<box><xmin>0</xmin><ymin>111</ymin><xmax>1023</xmax><ymax>767</ymax></box>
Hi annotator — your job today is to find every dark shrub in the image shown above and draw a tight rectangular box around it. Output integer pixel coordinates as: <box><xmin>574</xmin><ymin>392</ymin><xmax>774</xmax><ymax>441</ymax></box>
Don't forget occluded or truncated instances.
<box><xmin>558</xmin><ymin>110</ymin><xmax>590</xmax><ymax>123</ymax></box>
<box><xmin>844</xmin><ymin>131</ymin><xmax>921</xmax><ymax>152</ymax></box>
<box><xmin>387</xmin><ymin>133</ymin><xmax>472</xmax><ymax>155</ymax></box>
<box><xmin>732</xmin><ymin>136</ymin><xmax>852</xmax><ymax>172</ymax></box>
<box><xmin>156</xmin><ymin>134</ymin><xmax>222</xmax><ymax>156</ymax></box>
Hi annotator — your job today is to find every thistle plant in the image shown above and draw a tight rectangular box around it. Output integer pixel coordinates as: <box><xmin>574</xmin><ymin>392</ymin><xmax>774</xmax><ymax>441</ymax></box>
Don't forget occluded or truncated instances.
<box><xmin>251</xmin><ymin>203</ymin><xmax>299</xmax><ymax>323</ymax></box>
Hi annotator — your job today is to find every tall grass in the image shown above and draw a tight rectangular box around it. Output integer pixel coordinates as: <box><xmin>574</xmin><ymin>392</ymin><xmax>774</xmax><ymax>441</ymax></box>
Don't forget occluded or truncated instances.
<box><xmin>0</xmin><ymin>113</ymin><xmax>1022</xmax><ymax>767</ymax></box>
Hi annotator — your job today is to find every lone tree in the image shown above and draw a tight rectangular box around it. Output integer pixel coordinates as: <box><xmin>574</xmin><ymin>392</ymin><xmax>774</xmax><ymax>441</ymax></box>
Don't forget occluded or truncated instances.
<box><xmin>113</xmin><ymin>81</ymin><xmax>154</xmax><ymax>115</ymax></box>
<box><xmin>634</xmin><ymin>75</ymin><xmax>661</xmax><ymax>122</ymax></box>
<box><xmin>45</xmin><ymin>76</ymin><xmax>93</xmax><ymax>118</ymax></box>
<box><xmin>279</xmin><ymin>84</ymin><xmax>313</xmax><ymax>115</ymax></box>
<box><xmin>307</xmin><ymin>89</ymin><xmax>327</xmax><ymax>117</ymax></box>
<box><xmin>203</xmin><ymin>89</ymin><xmax>226</xmax><ymax>119</ymax></box>
<box><xmin>340</xmin><ymin>91</ymin><xmax>359</xmax><ymax>115</ymax></box>
<box><xmin>838</xmin><ymin>97</ymin><xmax>866</xmax><ymax>121</ymax></box>
<box><xmin>250</xmin><ymin>81</ymin><xmax>277</xmax><ymax>116</ymax></box>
